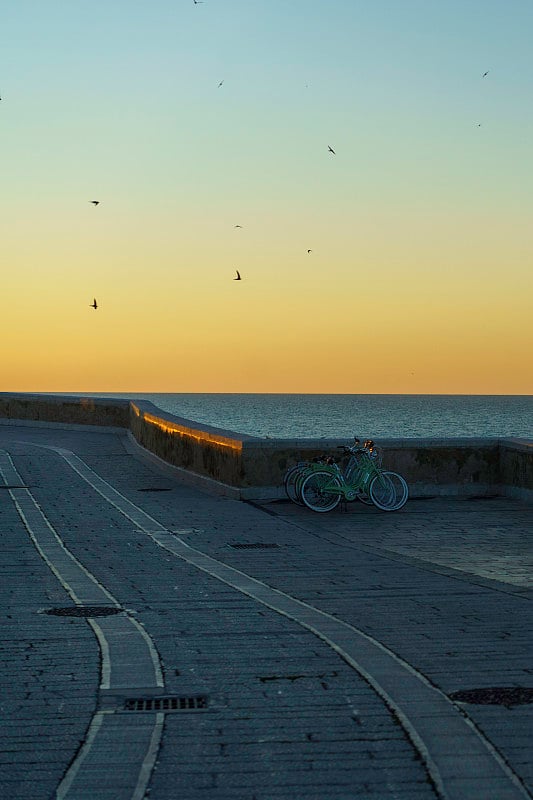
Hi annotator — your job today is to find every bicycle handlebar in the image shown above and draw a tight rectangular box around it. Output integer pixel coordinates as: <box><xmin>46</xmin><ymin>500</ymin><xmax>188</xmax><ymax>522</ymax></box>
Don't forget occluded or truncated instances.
<box><xmin>337</xmin><ymin>444</ymin><xmax>370</xmax><ymax>455</ymax></box>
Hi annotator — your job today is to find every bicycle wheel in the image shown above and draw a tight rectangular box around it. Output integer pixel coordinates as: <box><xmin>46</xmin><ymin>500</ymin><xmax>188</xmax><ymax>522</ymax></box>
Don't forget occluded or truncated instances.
<box><xmin>294</xmin><ymin>466</ymin><xmax>314</xmax><ymax>505</ymax></box>
<box><xmin>300</xmin><ymin>470</ymin><xmax>342</xmax><ymax>512</ymax></box>
<box><xmin>369</xmin><ymin>471</ymin><xmax>409</xmax><ymax>511</ymax></box>
<box><xmin>284</xmin><ymin>464</ymin><xmax>308</xmax><ymax>505</ymax></box>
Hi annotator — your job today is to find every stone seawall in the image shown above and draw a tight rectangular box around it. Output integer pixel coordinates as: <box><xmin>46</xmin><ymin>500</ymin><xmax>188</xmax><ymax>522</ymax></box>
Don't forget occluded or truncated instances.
<box><xmin>0</xmin><ymin>393</ymin><xmax>531</xmax><ymax>501</ymax></box>
<box><xmin>128</xmin><ymin>400</ymin><xmax>251</xmax><ymax>488</ymax></box>
<box><xmin>0</xmin><ymin>393</ymin><xmax>129</xmax><ymax>428</ymax></box>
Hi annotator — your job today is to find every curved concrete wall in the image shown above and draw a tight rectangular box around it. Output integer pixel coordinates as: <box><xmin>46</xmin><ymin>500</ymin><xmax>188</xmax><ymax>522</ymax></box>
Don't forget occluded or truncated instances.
<box><xmin>129</xmin><ymin>399</ymin><xmax>251</xmax><ymax>488</ymax></box>
<box><xmin>0</xmin><ymin>393</ymin><xmax>531</xmax><ymax>501</ymax></box>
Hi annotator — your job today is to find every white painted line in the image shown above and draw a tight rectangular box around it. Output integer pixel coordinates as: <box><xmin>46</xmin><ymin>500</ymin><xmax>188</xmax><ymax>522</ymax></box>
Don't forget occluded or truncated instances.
<box><xmin>131</xmin><ymin>713</ymin><xmax>165</xmax><ymax>800</ymax></box>
<box><xmin>56</xmin><ymin>711</ymin><xmax>107</xmax><ymax>800</ymax></box>
<box><xmin>88</xmin><ymin>619</ymin><xmax>112</xmax><ymax>690</ymax></box>
<box><xmin>0</xmin><ymin>454</ymin><xmax>117</xmax><ymax>606</ymax></box>
<box><xmin>128</xmin><ymin>616</ymin><xmax>164</xmax><ymax>689</ymax></box>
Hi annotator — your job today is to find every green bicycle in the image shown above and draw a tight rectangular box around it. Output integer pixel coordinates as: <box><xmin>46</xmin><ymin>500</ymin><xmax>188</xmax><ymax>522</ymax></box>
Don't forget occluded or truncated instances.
<box><xmin>294</xmin><ymin>438</ymin><xmax>408</xmax><ymax>513</ymax></box>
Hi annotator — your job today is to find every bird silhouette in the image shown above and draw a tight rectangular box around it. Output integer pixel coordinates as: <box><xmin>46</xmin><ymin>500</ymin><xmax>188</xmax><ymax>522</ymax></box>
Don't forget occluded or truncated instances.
<box><xmin>193</xmin><ymin>0</ymin><xmax>203</xmax><ymax>4</ymax></box>
<box><xmin>90</xmin><ymin>200</ymin><xmax>99</xmax><ymax>206</ymax></box>
<box><xmin>234</xmin><ymin>270</ymin><xmax>241</xmax><ymax>281</ymax></box>
<box><xmin>234</xmin><ymin>224</ymin><xmax>242</xmax><ymax>228</ymax></box>
<box><xmin>218</xmin><ymin>80</ymin><xmax>224</xmax><ymax>88</ymax></box>
<box><xmin>307</xmin><ymin>249</ymin><xmax>312</xmax><ymax>253</ymax></box>
<box><xmin>90</xmin><ymin>298</ymin><xmax>98</xmax><ymax>310</ymax></box>
<box><xmin>328</xmin><ymin>145</ymin><xmax>336</xmax><ymax>155</ymax></box>
<box><xmin>482</xmin><ymin>71</ymin><xmax>489</xmax><ymax>77</ymax></box>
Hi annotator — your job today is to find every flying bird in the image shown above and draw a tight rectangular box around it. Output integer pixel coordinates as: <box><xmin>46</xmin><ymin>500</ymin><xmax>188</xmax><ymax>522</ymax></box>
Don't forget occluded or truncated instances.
<box><xmin>307</xmin><ymin>249</ymin><xmax>312</xmax><ymax>253</ymax></box>
<box><xmin>90</xmin><ymin>200</ymin><xmax>99</xmax><ymax>206</ymax></box>
<box><xmin>193</xmin><ymin>0</ymin><xmax>203</xmax><ymax>4</ymax></box>
<box><xmin>218</xmin><ymin>80</ymin><xmax>224</xmax><ymax>88</ymax></box>
<box><xmin>234</xmin><ymin>224</ymin><xmax>242</xmax><ymax>228</ymax></box>
<box><xmin>234</xmin><ymin>270</ymin><xmax>241</xmax><ymax>281</ymax></box>
<box><xmin>90</xmin><ymin>298</ymin><xmax>98</xmax><ymax>310</ymax></box>
<box><xmin>482</xmin><ymin>71</ymin><xmax>489</xmax><ymax>77</ymax></box>
<box><xmin>328</xmin><ymin>145</ymin><xmax>336</xmax><ymax>155</ymax></box>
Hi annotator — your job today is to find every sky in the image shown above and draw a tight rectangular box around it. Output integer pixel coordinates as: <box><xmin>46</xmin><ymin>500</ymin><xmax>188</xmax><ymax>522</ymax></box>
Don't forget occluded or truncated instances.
<box><xmin>1</xmin><ymin>0</ymin><xmax>532</xmax><ymax>394</ymax></box>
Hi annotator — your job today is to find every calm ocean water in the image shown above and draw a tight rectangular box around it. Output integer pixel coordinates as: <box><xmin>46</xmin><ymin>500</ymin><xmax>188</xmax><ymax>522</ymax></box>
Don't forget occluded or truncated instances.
<box><xmin>81</xmin><ymin>394</ymin><xmax>532</xmax><ymax>440</ymax></box>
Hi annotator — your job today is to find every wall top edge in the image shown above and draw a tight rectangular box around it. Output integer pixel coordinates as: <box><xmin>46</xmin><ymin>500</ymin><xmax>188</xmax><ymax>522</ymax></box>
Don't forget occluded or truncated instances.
<box><xmin>0</xmin><ymin>392</ymin><xmax>130</xmax><ymax>408</ymax></box>
<box><xmin>130</xmin><ymin>399</ymin><xmax>261</xmax><ymax>443</ymax></box>
<box><xmin>241</xmin><ymin>436</ymin><xmax>510</xmax><ymax>449</ymax></box>
<box><xmin>498</xmin><ymin>438</ymin><xmax>533</xmax><ymax>452</ymax></box>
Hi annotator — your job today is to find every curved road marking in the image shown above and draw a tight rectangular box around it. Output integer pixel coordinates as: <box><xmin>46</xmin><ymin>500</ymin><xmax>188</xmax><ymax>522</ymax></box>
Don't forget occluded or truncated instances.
<box><xmin>30</xmin><ymin>443</ymin><xmax>531</xmax><ymax>800</ymax></box>
<box><xmin>56</xmin><ymin>711</ymin><xmax>165</xmax><ymax>800</ymax></box>
<box><xmin>89</xmin><ymin>620</ymin><xmax>112</xmax><ymax>689</ymax></box>
<box><xmin>55</xmin><ymin>711</ymin><xmax>107</xmax><ymax>800</ymax></box>
<box><xmin>0</xmin><ymin>450</ymin><xmax>164</xmax><ymax>800</ymax></box>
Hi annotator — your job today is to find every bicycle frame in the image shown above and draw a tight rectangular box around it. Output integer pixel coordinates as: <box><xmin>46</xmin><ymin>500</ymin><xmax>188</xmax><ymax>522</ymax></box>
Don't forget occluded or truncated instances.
<box><xmin>316</xmin><ymin>452</ymin><xmax>381</xmax><ymax>501</ymax></box>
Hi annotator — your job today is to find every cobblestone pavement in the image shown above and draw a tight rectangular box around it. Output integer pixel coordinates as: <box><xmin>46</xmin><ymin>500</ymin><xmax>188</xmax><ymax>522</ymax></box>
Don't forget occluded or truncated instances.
<box><xmin>266</xmin><ymin>492</ymin><xmax>533</xmax><ymax>590</ymax></box>
<box><xmin>0</xmin><ymin>423</ymin><xmax>532</xmax><ymax>800</ymax></box>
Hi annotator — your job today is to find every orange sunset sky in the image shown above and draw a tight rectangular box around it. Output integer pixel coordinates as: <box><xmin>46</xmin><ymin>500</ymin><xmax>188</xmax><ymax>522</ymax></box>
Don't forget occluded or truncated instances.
<box><xmin>1</xmin><ymin>1</ymin><xmax>532</xmax><ymax>394</ymax></box>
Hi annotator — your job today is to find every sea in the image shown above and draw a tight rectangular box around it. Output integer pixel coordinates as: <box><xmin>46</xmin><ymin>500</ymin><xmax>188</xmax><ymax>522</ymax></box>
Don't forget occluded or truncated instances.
<box><xmin>75</xmin><ymin>393</ymin><xmax>533</xmax><ymax>440</ymax></box>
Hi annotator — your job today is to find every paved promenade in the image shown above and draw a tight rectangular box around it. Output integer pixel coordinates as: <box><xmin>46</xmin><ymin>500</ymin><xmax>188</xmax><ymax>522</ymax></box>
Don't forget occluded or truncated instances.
<box><xmin>0</xmin><ymin>423</ymin><xmax>532</xmax><ymax>800</ymax></box>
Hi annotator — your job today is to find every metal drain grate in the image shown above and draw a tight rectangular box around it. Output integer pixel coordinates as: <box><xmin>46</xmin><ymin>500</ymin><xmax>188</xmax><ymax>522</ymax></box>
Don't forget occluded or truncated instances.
<box><xmin>123</xmin><ymin>695</ymin><xmax>208</xmax><ymax>712</ymax></box>
<box><xmin>449</xmin><ymin>687</ymin><xmax>533</xmax><ymax>707</ymax></box>
<box><xmin>230</xmin><ymin>543</ymin><xmax>280</xmax><ymax>549</ymax></box>
<box><xmin>44</xmin><ymin>606</ymin><xmax>122</xmax><ymax>617</ymax></box>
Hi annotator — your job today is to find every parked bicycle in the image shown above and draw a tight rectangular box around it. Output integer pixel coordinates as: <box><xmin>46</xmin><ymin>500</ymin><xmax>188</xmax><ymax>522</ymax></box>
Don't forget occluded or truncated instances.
<box><xmin>284</xmin><ymin>437</ymin><xmax>408</xmax><ymax>513</ymax></box>
<box><xmin>284</xmin><ymin>454</ymin><xmax>336</xmax><ymax>506</ymax></box>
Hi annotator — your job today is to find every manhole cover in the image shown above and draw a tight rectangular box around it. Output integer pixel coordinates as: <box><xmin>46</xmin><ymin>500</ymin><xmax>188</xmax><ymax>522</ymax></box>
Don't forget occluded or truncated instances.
<box><xmin>449</xmin><ymin>687</ymin><xmax>533</xmax><ymax>707</ymax></box>
<box><xmin>123</xmin><ymin>695</ymin><xmax>208</xmax><ymax>712</ymax></box>
<box><xmin>44</xmin><ymin>606</ymin><xmax>122</xmax><ymax>617</ymax></box>
<box><xmin>230</xmin><ymin>543</ymin><xmax>280</xmax><ymax>549</ymax></box>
